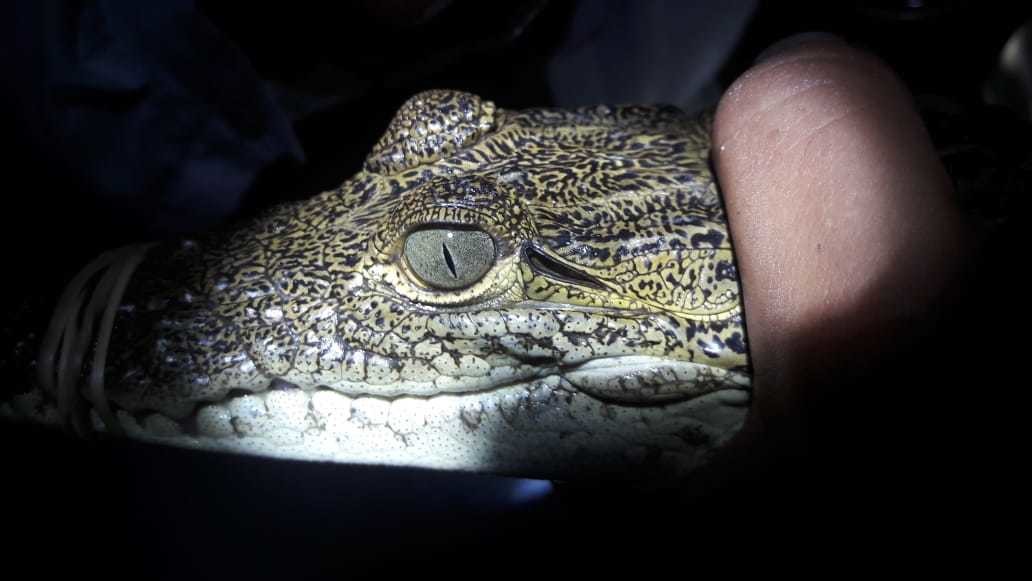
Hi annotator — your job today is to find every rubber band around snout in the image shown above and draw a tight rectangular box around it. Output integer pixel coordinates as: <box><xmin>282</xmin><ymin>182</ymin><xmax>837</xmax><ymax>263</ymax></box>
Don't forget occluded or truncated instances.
<box><xmin>37</xmin><ymin>243</ymin><xmax>154</xmax><ymax>437</ymax></box>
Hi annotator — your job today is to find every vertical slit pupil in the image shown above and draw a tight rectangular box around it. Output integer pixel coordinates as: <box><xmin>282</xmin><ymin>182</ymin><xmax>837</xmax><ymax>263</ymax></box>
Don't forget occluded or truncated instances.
<box><xmin>442</xmin><ymin>242</ymin><xmax>458</xmax><ymax>278</ymax></box>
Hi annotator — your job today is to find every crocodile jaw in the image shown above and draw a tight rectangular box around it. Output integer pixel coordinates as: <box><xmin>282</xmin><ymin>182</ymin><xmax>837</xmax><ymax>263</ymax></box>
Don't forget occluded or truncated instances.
<box><xmin>3</xmin><ymin>358</ymin><xmax>749</xmax><ymax>481</ymax></box>
<box><xmin>99</xmin><ymin>375</ymin><xmax>748</xmax><ymax>481</ymax></box>
<box><xmin>60</xmin><ymin>350</ymin><xmax>748</xmax><ymax>481</ymax></box>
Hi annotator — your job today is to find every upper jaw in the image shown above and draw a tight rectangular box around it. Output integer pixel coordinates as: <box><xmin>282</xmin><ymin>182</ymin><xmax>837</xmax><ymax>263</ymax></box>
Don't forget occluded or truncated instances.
<box><xmin>106</xmin><ymin>292</ymin><xmax>729</xmax><ymax>413</ymax></box>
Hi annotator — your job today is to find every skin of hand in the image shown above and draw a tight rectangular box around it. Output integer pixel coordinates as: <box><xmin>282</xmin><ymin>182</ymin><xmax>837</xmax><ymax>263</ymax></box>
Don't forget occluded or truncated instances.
<box><xmin>709</xmin><ymin>36</ymin><xmax>972</xmax><ymax>465</ymax></box>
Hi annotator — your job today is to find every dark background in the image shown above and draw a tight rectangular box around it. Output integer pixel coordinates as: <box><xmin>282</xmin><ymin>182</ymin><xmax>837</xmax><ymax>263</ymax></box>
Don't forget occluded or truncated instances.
<box><xmin>1</xmin><ymin>1</ymin><xmax>1028</xmax><ymax>576</ymax></box>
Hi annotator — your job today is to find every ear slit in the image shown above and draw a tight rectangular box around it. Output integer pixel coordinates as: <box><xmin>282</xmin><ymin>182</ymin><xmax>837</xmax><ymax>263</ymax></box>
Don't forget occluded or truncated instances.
<box><xmin>524</xmin><ymin>246</ymin><xmax>607</xmax><ymax>291</ymax></box>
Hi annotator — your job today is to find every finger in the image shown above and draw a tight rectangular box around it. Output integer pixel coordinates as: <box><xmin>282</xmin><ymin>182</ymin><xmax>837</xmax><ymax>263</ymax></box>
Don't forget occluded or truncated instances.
<box><xmin>712</xmin><ymin>36</ymin><xmax>971</xmax><ymax>434</ymax></box>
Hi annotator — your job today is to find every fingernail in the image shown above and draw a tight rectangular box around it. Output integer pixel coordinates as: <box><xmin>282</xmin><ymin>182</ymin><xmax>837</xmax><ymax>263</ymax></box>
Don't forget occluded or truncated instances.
<box><xmin>755</xmin><ymin>32</ymin><xmax>843</xmax><ymax>64</ymax></box>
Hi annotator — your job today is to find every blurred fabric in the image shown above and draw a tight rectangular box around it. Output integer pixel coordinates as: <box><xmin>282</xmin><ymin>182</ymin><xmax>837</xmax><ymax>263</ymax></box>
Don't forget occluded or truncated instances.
<box><xmin>547</xmin><ymin>0</ymin><xmax>756</xmax><ymax>111</ymax></box>
<box><xmin>0</xmin><ymin>1</ymin><xmax>756</xmax><ymax>237</ymax></box>
<box><xmin>0</xmin><ymin>0</ymin><xmax>303</xmax><ymax>236</ymax></box>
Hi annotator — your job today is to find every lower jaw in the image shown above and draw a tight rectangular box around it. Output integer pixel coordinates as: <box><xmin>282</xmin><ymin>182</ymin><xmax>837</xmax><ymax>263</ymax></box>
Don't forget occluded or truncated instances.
<box><xmin>96</xmin><ymin>375</ymin><xmax>750</xmax><ymax>481</ymax></box>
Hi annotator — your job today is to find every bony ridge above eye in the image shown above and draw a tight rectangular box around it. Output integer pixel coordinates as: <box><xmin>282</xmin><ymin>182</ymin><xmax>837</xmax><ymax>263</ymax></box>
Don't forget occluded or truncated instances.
<box><xmin>403</xmin><ymin>227</ymin><xmax>495</xmax><ymax>290</ymax></box>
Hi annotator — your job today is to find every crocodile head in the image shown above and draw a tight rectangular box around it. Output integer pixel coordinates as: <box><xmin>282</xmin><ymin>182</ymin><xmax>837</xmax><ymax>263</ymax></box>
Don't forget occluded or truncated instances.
<box><xmin>12</xmin><ymin>90</ymin><xmax>751</xmax><ymax>481</ymax></box>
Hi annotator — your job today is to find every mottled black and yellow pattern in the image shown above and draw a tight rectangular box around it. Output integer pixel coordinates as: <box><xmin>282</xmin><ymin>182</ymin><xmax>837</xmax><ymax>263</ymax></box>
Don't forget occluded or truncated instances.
<box><xmin>6</xmin><ymin>91</ymin><xmax>752</xmax><ymax>480</ymax></box>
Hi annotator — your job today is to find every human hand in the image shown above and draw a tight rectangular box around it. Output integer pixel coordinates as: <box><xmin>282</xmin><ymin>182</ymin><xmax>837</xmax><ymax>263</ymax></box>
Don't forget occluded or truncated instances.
<box><xmin>711</xmin><ymin>36</ymin><xmax>972</xmax><ymax>463</ymax></box>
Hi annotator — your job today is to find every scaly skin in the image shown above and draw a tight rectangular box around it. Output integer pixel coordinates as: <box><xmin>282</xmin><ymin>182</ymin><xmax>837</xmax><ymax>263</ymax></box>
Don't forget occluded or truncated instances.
<box><xmin>1</xmin><ymin>91</ymin><xmax>751</xmax><ymax>481</ymax></box>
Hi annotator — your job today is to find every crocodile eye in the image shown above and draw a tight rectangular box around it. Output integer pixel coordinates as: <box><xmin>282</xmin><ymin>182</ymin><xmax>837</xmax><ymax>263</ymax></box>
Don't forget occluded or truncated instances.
<box><xmin>404</xmin><ymin>228</ymin><xmax>495</xmax><ymax>290</ymax></box>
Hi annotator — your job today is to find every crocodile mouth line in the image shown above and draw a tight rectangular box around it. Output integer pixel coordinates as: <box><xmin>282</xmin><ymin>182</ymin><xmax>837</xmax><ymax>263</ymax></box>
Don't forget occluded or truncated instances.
<box><xmin>96</xmin><ymin>354</ymin><xmax>751</xmax><ymax>434</ymax></box>
<box><xmin>83</xmin><ymin>373</ymin><xmax>750</xmax><ymax>448</ymax></box>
